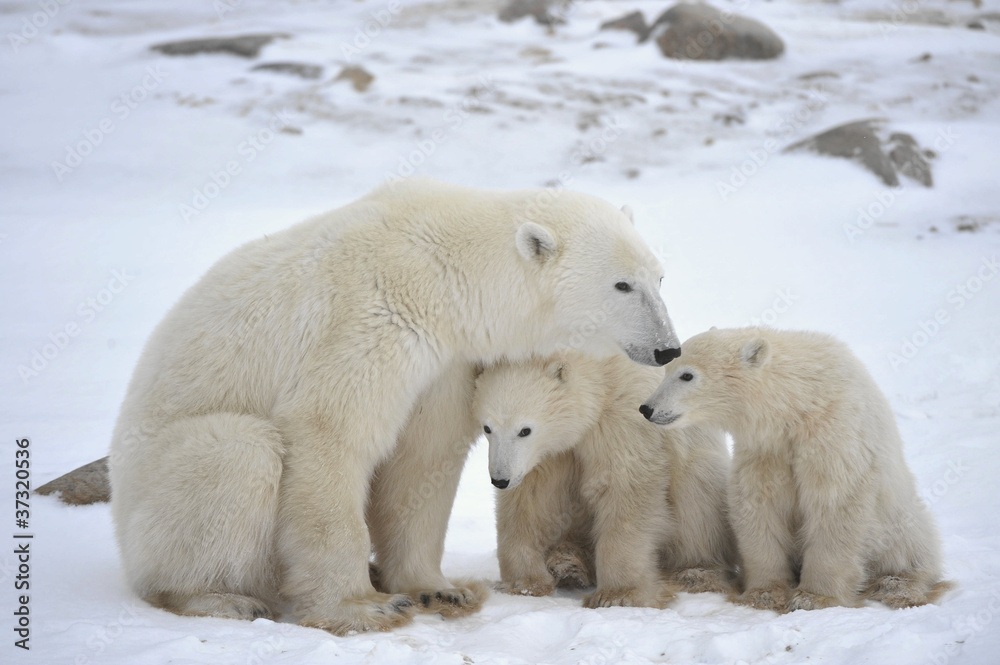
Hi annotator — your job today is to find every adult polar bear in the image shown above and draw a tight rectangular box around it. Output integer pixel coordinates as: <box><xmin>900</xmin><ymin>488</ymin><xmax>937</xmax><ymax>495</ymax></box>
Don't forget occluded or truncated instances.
<box><xmin>110</xmin><ymin>179</ymin><xmax>680</xmax><ymax>635</ymax></box>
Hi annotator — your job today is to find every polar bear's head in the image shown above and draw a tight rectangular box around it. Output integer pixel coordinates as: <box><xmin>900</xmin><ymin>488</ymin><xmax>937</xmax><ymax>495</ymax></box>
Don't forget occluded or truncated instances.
<box><xmin>474</xmin><ymin>356</ymin><xmax>595</xmax><ymax>490</ymax></box>
<box><xmin>639</xmin><ymin>328</ymin><xmax>771</xmax><ymax>428</ymax></box>
<box><xmin>515</xmin><ymin>196</ymin><xmax>680</xmax><ymax>367</ymax></box>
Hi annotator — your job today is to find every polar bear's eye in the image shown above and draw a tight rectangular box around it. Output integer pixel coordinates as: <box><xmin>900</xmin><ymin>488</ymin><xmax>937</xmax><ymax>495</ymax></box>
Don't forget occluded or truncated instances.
<box><xmin>680</xmin><ymin>372</ymin><xmax>694</xmax><ymax>382</ymax></box>
<box><xmin>614</xmin><ymin>282</ymin><xmax>632</xmax><ymax>292</ymax></box>
<box><xmin>483</xmin><ymin>425</ymin><xmax>491</xmax><ymax>434</ymax></box>
<box><xmin>518</xmin><ymin>427</ymin><xmax>532</xmax><ymax>437</ymax></box>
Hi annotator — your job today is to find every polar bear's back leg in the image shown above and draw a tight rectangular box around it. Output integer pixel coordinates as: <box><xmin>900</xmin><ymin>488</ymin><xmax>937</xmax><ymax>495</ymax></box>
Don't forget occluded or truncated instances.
<box><xmin>116</xmin><ymin>413</ymin><xmax>283</xmax><ymax>620</ymax></box>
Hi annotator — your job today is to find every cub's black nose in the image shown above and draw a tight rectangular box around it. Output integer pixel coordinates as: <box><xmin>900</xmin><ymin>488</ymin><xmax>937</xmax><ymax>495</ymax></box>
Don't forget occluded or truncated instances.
<box><xmin>638</xmin><ymin>404</ymin><xmax>653</xmax><ymax>420</ymax></box>
<box><xmin>654</xmin><ymin>346</ymin><xmax>681</xmax><ymax>366</ymax></box>
<box><xmin>491</xmin><ymin>478</ymin><xmax>510</xmax><ymax>489</ymax></box>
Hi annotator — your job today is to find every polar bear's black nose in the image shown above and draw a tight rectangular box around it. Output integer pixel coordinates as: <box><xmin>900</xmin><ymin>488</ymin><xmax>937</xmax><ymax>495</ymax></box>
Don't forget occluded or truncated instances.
<box><xmin>654</xmin><ymin>347</ymin><xmax>681</xmax><ymax>366</ymax></box>
<box><xmin>491</xmin><ymin>478</ymin><xmax>509</xmax><ymax>489</ymax></box>
<box><xmin>639</xmin><ymin>404</ymin><xmax>654</xmax><ymax>420</ymax></box>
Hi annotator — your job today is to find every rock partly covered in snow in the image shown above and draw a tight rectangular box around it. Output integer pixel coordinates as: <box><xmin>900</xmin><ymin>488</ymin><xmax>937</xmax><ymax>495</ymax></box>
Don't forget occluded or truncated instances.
<box><xmin>251</xmin><ymin>62</ymin><xmax>323</xmax><ymax>80</ymax></box>
<box><xmin>498</xmin><ymin>0</ymin><xmax>567</xmax><ymax>26</ymax></box>
<box><xmin>599</xmin><ymin>11</ymin><xmax>649</xmax><ymax>40</ymax></box>
<box><xmin>784</xmin><ymin>119</ymin><xmax>934</xmax><ymax>187</ymax></box>
<box><xmin>335</xmin><ymin>65</ymin><xmax>375</xmax><ymax>92</ymax></box>
<box><xmin>151</xmin><ymin>34</ymin><xmax>287</xmax><ymax>59</ymax></box>
<box><xmin>647</xmin><ymin>3</ymin><xmax>784</xmax><ymax>61</ymax></box>
<box><xmin>36</xmin><ymin>457</ymin><xmax>110</xmax><ymax>505</ymax></box>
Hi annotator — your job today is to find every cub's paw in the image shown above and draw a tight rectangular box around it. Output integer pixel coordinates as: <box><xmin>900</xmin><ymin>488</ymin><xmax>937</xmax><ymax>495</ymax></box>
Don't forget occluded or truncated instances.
<box><xmin>413</xmin><ymin>580</ymin><xmax>489</xmax><ymax>618</ymax></box>
<box><xmin>300</xmin><ymin>593</ymin><xmax>414</xmax><ymax>636</ymax></box>
<box><xmin>669</xmin><ymin>567</ymin><xmax>732</xmax><ymax>594</ymax></box>
<box><xmin>584</xmin><ymin>583</ymin><xmax>675</xmax><ymax>610</ymax></box>
<box><xmin>546</xmin><ymin>543</ymin><xmax>594</xmax><ymax>589</ymax></box>
<box><xmin>494</xmin><ymin>577</ymin><xmax>555</xmax><ymax>598</ymax></box>
<box><xmin>865</xmin><ymin>575</ymin><xmax>938</xmax><ymax>609</ymax></box>
<box><xmin>730</xmin><ymin>584</ymin><xmax>791</xmax><ymax>612</ymax></box>
<box><xmin>787</xmin><ymin>589</ymin><xmax>840</xmax><ymax>612</ymax></box>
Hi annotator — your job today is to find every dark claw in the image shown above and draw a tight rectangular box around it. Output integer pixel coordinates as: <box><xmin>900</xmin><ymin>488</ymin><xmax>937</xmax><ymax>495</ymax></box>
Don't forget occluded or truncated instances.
<box><xmin>419</xmin><ymin>593</ymin><xmax>431</xmax><ymax>608</ymax></box>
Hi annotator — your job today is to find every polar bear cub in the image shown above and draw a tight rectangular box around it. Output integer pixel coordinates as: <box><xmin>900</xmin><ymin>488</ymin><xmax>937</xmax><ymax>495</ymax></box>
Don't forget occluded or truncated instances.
<box><xmin>641</xmin><ymin>327</ymin><xmax>948</xmax><ymax>611</ymax></box>
<box><xmin>475</xmin><ymin>352</ymin><xmax>735</xmax><ymax>609</ymax></box>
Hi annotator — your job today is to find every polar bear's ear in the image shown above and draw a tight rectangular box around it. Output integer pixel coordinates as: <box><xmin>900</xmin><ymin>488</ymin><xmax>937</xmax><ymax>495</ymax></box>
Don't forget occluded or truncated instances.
<box><xmin>621</xmin><ymin>204</ymin><xmax>635</xmax><ymax>224</ymax></box>
<box><xmin>709</xmin><ymin>326</ymin><xmax>718</xmax><ymax>331</ymax></box>
<box><xmin>740</xmin><ymin>337</ymin><xmax>771</xmax><ymax>368</ymax></box>
<box><xmin>545</xmin><ymin>359</ymin><xmax>569</xmax><ymax>383</ymax></box>
<box><xmin>516</xmin><ymin>222</ymin><xmax>558</xmax><ymax>262</ymax></box>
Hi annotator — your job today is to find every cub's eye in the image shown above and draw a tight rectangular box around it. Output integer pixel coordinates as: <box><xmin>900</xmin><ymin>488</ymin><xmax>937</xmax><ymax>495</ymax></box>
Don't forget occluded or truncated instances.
<box><xmin>518</xmin><ymin>427</ymin><xmax>532</xmax><ymax>437</ymax></box>
<box><xmin>483</xmin><ymin>425</ymin><xmax>491</xmax><ymax>434</ymax></box>
<box><xmin>680</xmin><ymin>372</ymin><xmax>694</xmax><ymax>382</ymax></box>
<box><xmin>615</xmin><ymin>282</ymin><xmax>632</xmax><ymax>292</ymax></box>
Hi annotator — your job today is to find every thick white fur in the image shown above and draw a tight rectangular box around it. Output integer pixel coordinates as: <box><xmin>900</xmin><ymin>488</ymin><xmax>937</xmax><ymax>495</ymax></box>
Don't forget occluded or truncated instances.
<box><xmin>642</xmin><ymin>327</ymin><xmax>947</xmax><ymax>611</ymax></box>
<box><xmin>474</xmin><ymin>353</ymin><xmax>735</xmax><ymax>609</ymax></box>
<box><xmin>109</xmin><ymin>179</ymin><xmax>680</xmax><ymax>634</ymax></box>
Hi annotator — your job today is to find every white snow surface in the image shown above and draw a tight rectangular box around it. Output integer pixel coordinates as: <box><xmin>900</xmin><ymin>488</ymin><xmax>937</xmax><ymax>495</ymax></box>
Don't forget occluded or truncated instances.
<box><xmin>2</xmin><ymin>0</ymin><xmax>1000</xmax><ymax>663</ymax></box>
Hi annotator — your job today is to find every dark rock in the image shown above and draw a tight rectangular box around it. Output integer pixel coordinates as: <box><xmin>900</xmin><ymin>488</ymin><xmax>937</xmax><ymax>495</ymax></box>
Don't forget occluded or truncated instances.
<box><xmin>498</xmin><ymin>0</ymin><xmax>566</xmax><ymax>26</ymax></box>
<box><xmin>36</xmin><ymin>457</ymin><xmax>110</xmax><ymax>505</ymax></box>
<box><xmin>784</xmin><ymin>119</ymin><xmax>934</xmax><ymax>188</ymax></box>
<box><xmin>887</xmin><ymin>132</ymin><xmax>933</xmax><ymax>187</ymax></box>
<box><xmin>334</xmin><ymin>66</ymin><xmax>375</xmax><ymax>93</ymax></box>
<box><xmin>967</xmin><ymin>20</ymin><xmax>986</xmax><ymax>30</ymax></box>
<box><xmin>600</xmin><ymin>11</ymin><xmax>648</xmax><ymax>40</ymax></box>
<box><xmin>151</xmin><ymin>34</ymin><xmax>287</xmax><ymax>59</ymax></box>
<box><xmin>647</xmin><ymin>3</ymin><xmax>784</xmax><ymax>61</ymax></box>
<box><xmin>252</xmin><ymin>62</ymin><xmax>323</xmax><ymax>80</ymax></box>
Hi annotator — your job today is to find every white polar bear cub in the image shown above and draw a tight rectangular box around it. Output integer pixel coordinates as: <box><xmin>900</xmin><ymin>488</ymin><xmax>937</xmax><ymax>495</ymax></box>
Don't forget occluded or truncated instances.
<box><xmin>641</xmin><ymin>327</ymin><xmax>948</xmax><ymax>612</ymax></box>
<box><xmin>110</xmin><ymin>178</ymin><xmax>681</xmax><ymax>635</ymax></box>
<box><xmin>475</xmin><ymin>352</ymin><xmax>735</xmax><ymax>609</ymax></box>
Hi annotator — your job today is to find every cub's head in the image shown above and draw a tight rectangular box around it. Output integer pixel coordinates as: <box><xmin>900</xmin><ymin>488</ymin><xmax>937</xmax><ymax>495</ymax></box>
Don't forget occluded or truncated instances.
<box><xmin>639</xmin><ymin>328</ymin><xmax>771</xmax><ymax>429</ymax></box>
<box><xmin>473</xmin><ymin>356</ymin><xmax>591</xmax><ymax>490</ymax></box>
<box><xmin>515</xmin><ymin>194</ymin><xmax>680</xmax><ymax>367</ymax></box>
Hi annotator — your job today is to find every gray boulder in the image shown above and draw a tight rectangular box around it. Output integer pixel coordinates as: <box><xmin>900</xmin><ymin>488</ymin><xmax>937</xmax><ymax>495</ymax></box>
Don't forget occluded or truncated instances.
<box><xmin>151</xmin><ymin>34</ymin><xmax>287</xmax><ymax>59</ymax></box>
<box><xmin>252</xmin><ymin>62</ymin><xmax>323</xmax><ymax>80</ymax></box>
<box><xmin>600</xmin><ymin>11</ymin><xmax>649</xmax><ymax>40</ymax></box>
<box><xmin>36</xmin><ymin>457</ymin><xmax>110</xmax><ymax>505</ymax></box>
<box><xmin>784</xmin><ymin>119</ymin><xmax>934</xmax><ymax>187</ymax></box>
<box><xmin>498</xmin><ymin>0</ymin><xmax>566</xmax><ymax>26</ymax></box>
<box><xmin>647</xmin><ymin>3</ymin><xmax>784</xmax><ymax>61</ymax></box>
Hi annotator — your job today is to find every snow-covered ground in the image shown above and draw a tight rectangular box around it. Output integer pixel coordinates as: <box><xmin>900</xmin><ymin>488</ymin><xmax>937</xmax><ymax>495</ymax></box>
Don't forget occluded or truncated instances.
<box><xmin>2</xmin><ymin>0</ymin><xmax>999</xmax><ymax>662</ymax></box>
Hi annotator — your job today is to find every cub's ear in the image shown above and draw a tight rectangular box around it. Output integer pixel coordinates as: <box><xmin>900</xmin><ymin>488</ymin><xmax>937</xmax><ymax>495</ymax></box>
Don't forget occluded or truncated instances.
<box><xmin>740</xmin><ymin>337</ymin><xmax>771</xmax><ymax>367</ymax></box>
<box><xmin>545</xmin><ymin>359</ymin><xmax>569</xmax><ymax>383</ymax></box>
<box><xmin>709</xmin><ymin>326</ymin><xmax>718</xmax><ymax>331</ymax></box>
<box><xmin>516</xmin><ymin>222</ymin><xmax>558</xmax><ymax>262</ymax></box>
<box><xmin>621</xmin><ymin>204</ymin><xmax>635</xmax><ymax>224</ymax></box>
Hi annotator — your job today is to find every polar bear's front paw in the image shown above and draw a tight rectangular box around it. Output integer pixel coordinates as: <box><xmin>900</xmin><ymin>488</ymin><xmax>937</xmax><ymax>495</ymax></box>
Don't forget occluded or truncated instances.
<box><xmin>731</xmin><ymin>584</ymin><xmax>791</xmax><ymax>612</ymax></box>
<box><xmin>584</xmin><ymin>584</ymin><xmax>675</xmax><ymax>610</ymax></box>
<box><xmin>669</xmin><ymin>567</ymin><xmax>732</xmax><ymax>594</ymax></box>
<box><xmin>546</xmin><ymin>542</ymin><xmax>593</xmax><ymax>589</ymax></box>
<box><xmin>299</xmin><ymin>593</ymin><xmax>415</xmax><ymax>636</ymax></box>
<box><xmin>495</xmin><ymin>576</ymin><xmax>556</xmax><ymax>597</ymax></box>
<box><xmin>413</xmin><ymin>580</ymin><xmax>489</xmax><ymax>618</ymax></box>
<box><xmin>787</xmin><ymin>589</ymin><xmax>840</xmax><ymax>612</ymax></box>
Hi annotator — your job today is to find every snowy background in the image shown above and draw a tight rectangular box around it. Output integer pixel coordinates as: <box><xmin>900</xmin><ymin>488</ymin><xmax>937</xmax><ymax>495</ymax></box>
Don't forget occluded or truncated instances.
<box><xmin>2</xmin><ymin>0</ymin><xmax>999</xmax><ymax>662</ymax></box>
